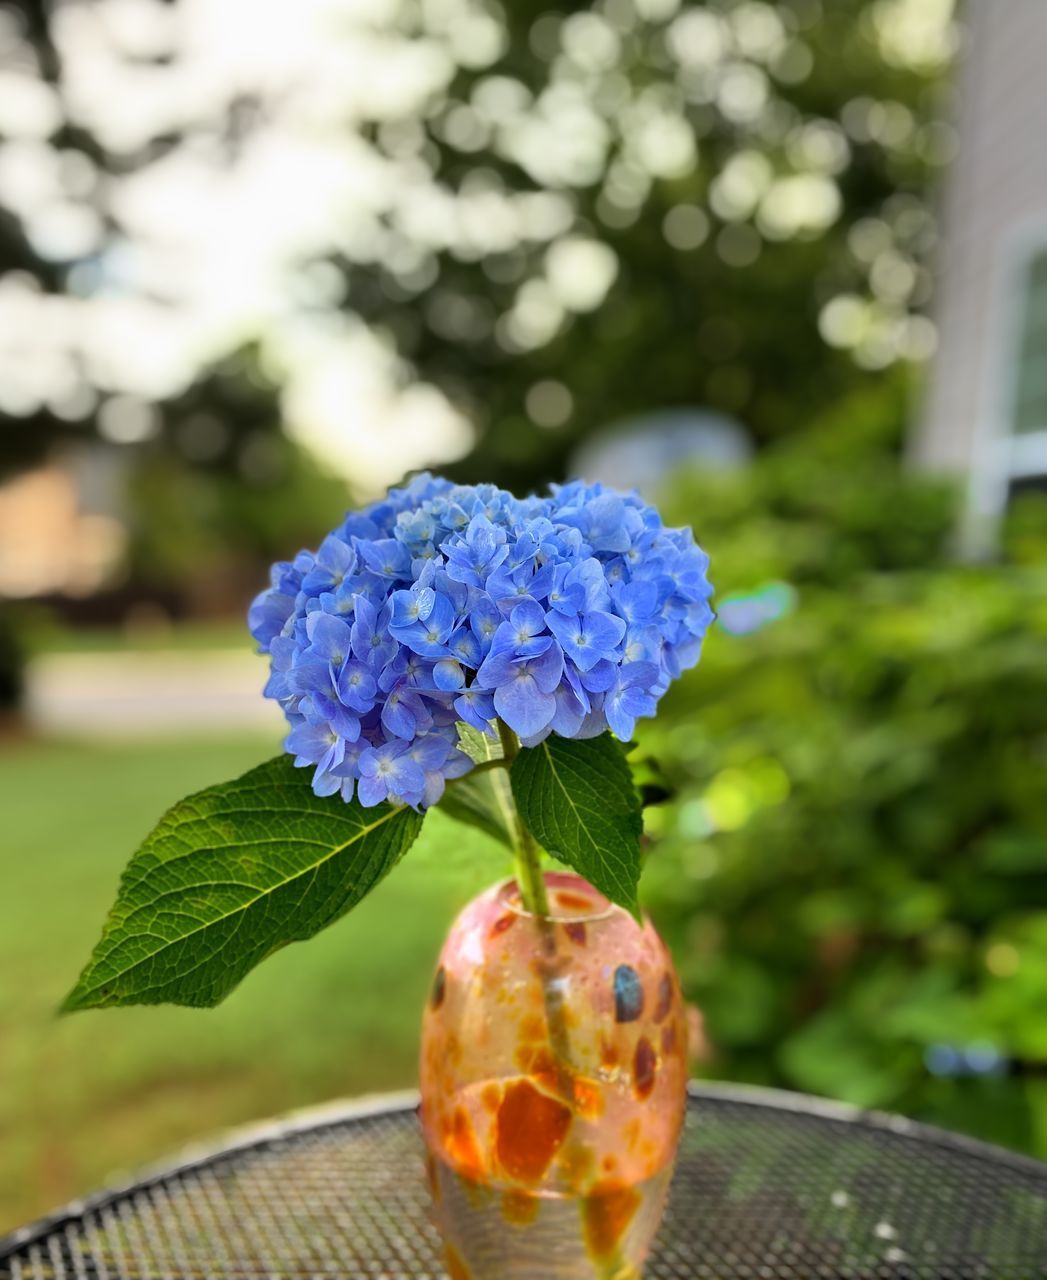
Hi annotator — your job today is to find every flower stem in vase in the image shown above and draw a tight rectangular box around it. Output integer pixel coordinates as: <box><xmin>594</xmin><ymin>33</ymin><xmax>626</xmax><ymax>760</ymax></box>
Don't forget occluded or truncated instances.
<box><xmin>493</xmin><ymin>723</ymin><xmax>635</xmax><ymax>1280</ymax></box>
<box><xmin>494</xmin><ymin>723</ymin><xmax>573</xmax><ymax>1076</ymax></box>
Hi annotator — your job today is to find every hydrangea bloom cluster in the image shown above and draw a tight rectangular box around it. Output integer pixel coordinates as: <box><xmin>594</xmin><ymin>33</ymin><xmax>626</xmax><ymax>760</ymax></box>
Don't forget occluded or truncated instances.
<box><xmin>249</xmin><ymin>475</ymin><xmax>713</xmax><ymax>809</ymax></box>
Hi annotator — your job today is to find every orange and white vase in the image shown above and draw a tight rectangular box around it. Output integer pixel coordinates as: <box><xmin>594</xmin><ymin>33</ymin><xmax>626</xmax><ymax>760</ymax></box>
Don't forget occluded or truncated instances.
<box><xmin>420</xmin><ymin>871</ymin><xmax>687</xmax><ymax>1280</ymax></box>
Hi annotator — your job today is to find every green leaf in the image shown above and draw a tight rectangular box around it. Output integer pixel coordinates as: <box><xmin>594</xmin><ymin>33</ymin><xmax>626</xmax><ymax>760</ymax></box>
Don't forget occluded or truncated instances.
<box><xmin>62</xmin><ymin>755</ymin><xmax>424</xmax><ymax>1011</ymax></box>
<box><xmin>455</xmin><ymin>721</ymin><xmax>504</xmax><ymax>765</ymax></box>
<box><xmin>439</xmin><ymin>771</ymin><xmax>513</xmax><ymax>849</ymax></box>
<box><xmin>509</xmin><ymin>733</ymin><xmax>644</xmax><ymax>917</ymax></box>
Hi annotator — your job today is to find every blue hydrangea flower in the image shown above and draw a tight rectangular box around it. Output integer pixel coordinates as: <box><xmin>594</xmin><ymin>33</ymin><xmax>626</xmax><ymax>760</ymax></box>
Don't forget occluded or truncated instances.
<box><xmin>249</xmin><ymin>475</ymin><xmax>713</xmax><ymax>807</ymax></box>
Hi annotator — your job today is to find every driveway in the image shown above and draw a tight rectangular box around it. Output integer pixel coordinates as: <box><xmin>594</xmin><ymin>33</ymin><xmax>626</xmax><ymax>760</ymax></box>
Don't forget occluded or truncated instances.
<box><xmin>26</xmin><ymin>650</ymin><xmax>285</xmax><ymax>738</ymax></box>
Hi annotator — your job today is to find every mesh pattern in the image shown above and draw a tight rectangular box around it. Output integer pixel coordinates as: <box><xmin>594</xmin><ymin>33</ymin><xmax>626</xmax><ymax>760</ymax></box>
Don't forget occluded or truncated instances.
<box><xmin>3</xmin><ymin>1088</ymin><xmax>1045</xmax><ymax>1280</ymax></box>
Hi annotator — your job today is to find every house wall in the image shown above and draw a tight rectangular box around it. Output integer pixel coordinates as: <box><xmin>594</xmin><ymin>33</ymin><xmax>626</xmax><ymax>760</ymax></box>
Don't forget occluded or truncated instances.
<box><xmin>914</xmin><ymin>0</ymin><xmax>1047</xmax><ymax>537</ymax></box>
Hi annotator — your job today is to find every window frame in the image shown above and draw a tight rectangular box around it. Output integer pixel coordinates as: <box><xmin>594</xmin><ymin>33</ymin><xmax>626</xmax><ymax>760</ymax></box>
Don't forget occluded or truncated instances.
<box><xmin>962</xmin><ymin>219</ymin><xmax>1047</xmax><ymax>552</ymax></box>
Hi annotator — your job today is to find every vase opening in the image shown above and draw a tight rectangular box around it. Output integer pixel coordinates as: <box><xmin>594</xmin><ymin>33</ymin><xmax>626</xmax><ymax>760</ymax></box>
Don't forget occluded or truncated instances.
<box><xmin>499</xmin><ymin>872</ymin><xmax>617</xmax><ymax>925</ymax></box>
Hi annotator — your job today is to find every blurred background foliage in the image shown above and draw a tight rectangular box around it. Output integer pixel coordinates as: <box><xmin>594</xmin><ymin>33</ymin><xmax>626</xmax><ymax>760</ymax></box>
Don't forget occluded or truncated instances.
<box><xmin>343</xmin><ymin>0</ymin><xmax>946</xmax><ymax>490</ymax></box>
<box><xmin>642</xmin><ymin>389</ymin><xmax>1047</xmax><ymax>1155</ymax></box>
<box><xmin>1</xmin><ymin>0</ymin><xmax>949</xmax><ymax>499</ymax></box>
<box><xmin>2</xmin><ymin>0</ymin><xmax>1046</xmax><ymax>1232</ymax></box>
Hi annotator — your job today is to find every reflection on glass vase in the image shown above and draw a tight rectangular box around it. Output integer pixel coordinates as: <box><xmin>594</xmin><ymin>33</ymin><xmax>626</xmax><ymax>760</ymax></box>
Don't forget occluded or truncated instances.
<box><xmin>420</xmin><ymin>871</ymin><xmax>687</xmax><ymax>1280</ymax></box>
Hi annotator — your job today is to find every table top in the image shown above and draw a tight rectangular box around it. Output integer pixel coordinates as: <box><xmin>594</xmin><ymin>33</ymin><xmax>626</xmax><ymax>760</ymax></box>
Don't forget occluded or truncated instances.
<box><xmin>3</xmin><ymin>1083</ymin><xmax>1045</xmax><ymax>1280</ymax></box>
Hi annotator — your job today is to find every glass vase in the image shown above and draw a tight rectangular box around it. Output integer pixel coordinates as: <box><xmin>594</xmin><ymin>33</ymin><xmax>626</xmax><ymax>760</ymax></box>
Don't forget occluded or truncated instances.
<box><xmin>420</xmin><ymin>871</ymin><xmax>687</xmax><ymax>1280</ymax></box>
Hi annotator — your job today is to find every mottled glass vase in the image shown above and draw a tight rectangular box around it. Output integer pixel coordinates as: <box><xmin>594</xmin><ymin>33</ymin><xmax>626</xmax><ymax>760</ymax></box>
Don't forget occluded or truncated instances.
<box><xmin>420</xmin><ymin>872</ymin><xmax>687</xmax><ymax>1280</ymax></box>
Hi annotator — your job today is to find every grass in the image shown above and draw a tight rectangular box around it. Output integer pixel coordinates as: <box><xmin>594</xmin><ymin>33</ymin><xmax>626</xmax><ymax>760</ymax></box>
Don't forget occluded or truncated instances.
<box><xmin>0</xmin><ymin>734</ymin><xmax>506</xmax><ymax>1234</ymax></box>
<box><xmin>26</xmin><ymin>618</ymin><xmax>248</xmax><ymax>656</ymax></box>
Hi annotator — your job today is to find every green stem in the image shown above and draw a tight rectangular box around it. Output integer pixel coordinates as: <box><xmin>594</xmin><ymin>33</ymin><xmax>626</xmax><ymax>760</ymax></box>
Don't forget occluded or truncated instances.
<box><xmin>495</xmin><ymin>721</ymin><xmax>551</xmax><ymax>919</ymax></box>
<box><xmin>492</xmin><ymin>725</ymin><xmax>626</xmax><ymax>1279</ymax></box>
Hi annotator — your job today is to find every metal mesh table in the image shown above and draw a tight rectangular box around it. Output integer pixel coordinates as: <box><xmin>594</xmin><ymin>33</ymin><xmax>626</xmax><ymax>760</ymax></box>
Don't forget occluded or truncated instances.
<box><xmin>3</xmin><ymin>1083</ymin><xmax>1045</xmax><ymax>1280</ymax></box>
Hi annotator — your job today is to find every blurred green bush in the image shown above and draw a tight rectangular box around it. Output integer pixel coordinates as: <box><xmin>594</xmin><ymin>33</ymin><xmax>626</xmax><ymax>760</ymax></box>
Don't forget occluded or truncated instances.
<box><xmin>640</xmin><ymin>386</ymin><xmax>1047</xmax><ymax>1156</ymax></box>
<box><xmin>126</xmin><ymin>434</ymin><xmax>349</xmax><ymax>600</ymax></box>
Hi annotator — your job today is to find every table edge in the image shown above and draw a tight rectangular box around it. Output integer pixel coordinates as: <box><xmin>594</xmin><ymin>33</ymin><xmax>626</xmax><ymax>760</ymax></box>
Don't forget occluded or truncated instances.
<box><xmin>3</xmin><ymin>1080</ymin><xmax>1044</xmax><ymax>1260</ymax></box>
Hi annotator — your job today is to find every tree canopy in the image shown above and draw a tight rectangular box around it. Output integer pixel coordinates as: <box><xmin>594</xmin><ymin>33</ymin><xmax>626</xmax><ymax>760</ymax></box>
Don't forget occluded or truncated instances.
<box><xmin>0</xmin><ymin>0</ymin><xmax>956</xmax><ymax>494</ymax></box>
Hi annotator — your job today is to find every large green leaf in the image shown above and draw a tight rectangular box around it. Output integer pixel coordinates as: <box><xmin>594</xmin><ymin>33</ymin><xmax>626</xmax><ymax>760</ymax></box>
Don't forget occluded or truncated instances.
<box><xmin>438</xmin><ymin>723</ymin><xmax>512</xmax><ymax>848</ymax></box>
<box><xmin>62</xmin><ymin>755</ymin><xmax>424</xmax><ymax>1011</ymax></box>
<box><xmin>509</xmin><ymin>733</ymin><xmax>644</xmax><ymax>916</ymax></box>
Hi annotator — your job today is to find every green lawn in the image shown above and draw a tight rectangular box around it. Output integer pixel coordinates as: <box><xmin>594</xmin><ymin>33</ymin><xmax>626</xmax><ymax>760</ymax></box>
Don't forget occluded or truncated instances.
<box><xmin>0</xmin><ymin>735</ymin><xmax>504</xmax><ymax>1233</ymax></box>
<box><xmin>26</xmin><ymin>618</ymin><xmax>249</xmax><ymax>656</ymax></box>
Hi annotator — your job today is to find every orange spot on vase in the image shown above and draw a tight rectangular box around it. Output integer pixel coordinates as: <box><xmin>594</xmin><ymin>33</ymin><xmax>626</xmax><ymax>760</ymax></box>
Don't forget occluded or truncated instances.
<box><xmin>581</xmin><ymin>1181</ymin><xmax>642</xmax><ymax>1260</ymax></box>
<box><xmin>481</xmin><ymin>1082</ymin><xmax>502</xmax><ymax>1113</ymax></box>
<box><xmin>600</xmin><ymin>1038</ymin><xmax>620</xmax><ymax>1070</ymax></box>
<box><xmin>501</xmin><ymin>1188</ymin><xmax>539</xmax><ymax>1226</ymax></box>
<box><xmin>564</xmin><ymin>922</ymin><xmax>587</xmax><ymax>946</ymax></box>
<box><xmin>654</xmin><ymin>972</ymin><xmax>673</xmax><ymax>1023</ymax></box>
<box><xmin>633</xmin><ymin>1037</ymin><xmax>657</xmax><ymax>1100</ymax></box>
<box><xmin>571</xmin><ymin>1075</ymin><xmax>605</xmax><ymax>1119</ymax></box>
<box><xmin>445</xmin><ymin>1106</ymin><xmax>485</xmax><ymax>1182</ymax></box>
<box><xmin>495</xmin><ymin>1079</ymin><xmax>573</xmax><ymax>1183</ymax></box>
<box><xmin>556</xmin><ymin>890</ymin><xmax>593</xmax><ymax>912</ymax></box>
<box><xmin>490</xmin><ymin>913</ymin><xmax>516</xmax><ymax>939</ymax></box>
<box><xmin>444</xmin><ymin>1244</ymin><xmax>472</xmax><ymax>1280</ymax></box>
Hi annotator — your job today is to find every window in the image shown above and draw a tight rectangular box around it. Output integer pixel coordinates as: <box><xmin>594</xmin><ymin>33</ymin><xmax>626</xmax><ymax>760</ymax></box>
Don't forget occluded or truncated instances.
<box><xmin>1007</xmin><ymin>245</ymin><xmax>1047</xmax><ymax>477</ymax></box>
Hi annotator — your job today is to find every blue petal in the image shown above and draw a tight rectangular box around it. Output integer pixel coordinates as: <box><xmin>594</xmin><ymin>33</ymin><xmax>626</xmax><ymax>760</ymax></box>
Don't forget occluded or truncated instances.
<box><xmin>287</xmin><ymin>661</ymin><xmax>334</xmax><ymax>696</ymax></box>
<box><xmin>509</xmin><ymin>598</ymin><xmax>545</xmax><ymax>636</ymax></box>
<box><xmin>357</xmin><ymin>774</ymin><xmax>389</xmax><ymax>807</ymax></box>
<box><xmin>529</xmin><ymin>641</ymin><xmax>564</xmax><ymax>694</ymax></box>
<box><xmin>454</xmin><ymin>689</ymin><xmax>496</xmax><ymax>731</ymax></box>
<box><xmin>448</xmin><ymin>625</ymin><xmax>482</xmax><ymax>667</ymax></box>
<box><xmin>475</xmin><ymin>648</ymin><xmax>516</xmax><ymax>688</ymax></box>
<box><xmin>285</xmin><ymin>721</ymin><xmax>333</xmax><ymax>764</ymax></box>
<box><xmin>494</xmin><ymin>675</ymin><xmax>556</xmax><ymax>738</ymax></box>
<box><xmin>433</xmin><ymin>659</ymin><xmax>465</xmax><ymax>691</ymax></box>
<box><xmin>382</xmin><ymin>694</ymin><xmax>418</xmax><ymax>740</ymax></box>
<box><xmin>306</xmin><ymin>612</ymin><xmax>352</xmax><ymax>662</ymax></box>
<box><xmin>550</xmin><ymin>683</ymin><xmax>587</xmax><ymax>737</ymax></box>
<box><xmin>605</xmin><ymin>696</ymin><xmax>637</xmax><ymax>742</ymax></box>
<box><xmin>583</xmin><ymin>610</ymin><xmax>627</xmax><ymax>654</ymax></box>
<box><xmin>579</xmin><ymin>659</ymin><xmax>617</xmax><ymax>692</ymax></box>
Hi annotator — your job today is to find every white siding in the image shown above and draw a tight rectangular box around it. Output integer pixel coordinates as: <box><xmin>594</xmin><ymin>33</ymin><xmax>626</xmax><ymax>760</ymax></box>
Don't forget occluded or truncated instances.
<box><xmin>915</xmin><ymin>0</ymin><xmax>1047</xmax><ymax>521</ymax></box>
